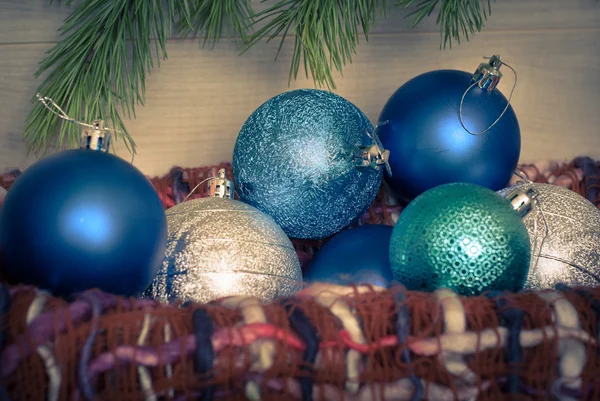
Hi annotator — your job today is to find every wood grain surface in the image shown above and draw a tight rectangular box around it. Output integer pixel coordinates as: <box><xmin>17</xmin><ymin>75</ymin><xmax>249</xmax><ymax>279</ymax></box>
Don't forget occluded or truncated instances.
<box><xmin>0</xmin><ymin>0</ymin><xmax>599</xmax><ymax>176</ymax></box>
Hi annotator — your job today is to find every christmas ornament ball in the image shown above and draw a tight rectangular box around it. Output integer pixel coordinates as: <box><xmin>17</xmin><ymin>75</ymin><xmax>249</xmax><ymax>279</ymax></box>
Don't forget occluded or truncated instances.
<box><xmin>145</xmin><ymin>197</ymin><xmax>303</xmax><ymax>304</ymax></box>
<box><xmin>377</xmin><ymin>68</ymin><xmax>520</xmax><ymax>201</ymax></box>
<box><xmin>304</xmin><ymin>224</ymin><xmax>394</xmax><ymax>287</ymax></box>
<box><xmin>498</xmin><ymin>183</ymin><xmax>600</xmax><ymax>290</ymax></box>
<box><xmin>389</xmin><ymin>183</ymin><xmax>531</xmax><ymax>296</ymax></box>
<box><xmin>233</xmin><ymin>89</ymin><xmax>383</xmax><ymax>240</ymax></box>
<box><xmin>0</xmin><ymin>149</ymin><xmax>167</xmax><ymax>297</ymax></box>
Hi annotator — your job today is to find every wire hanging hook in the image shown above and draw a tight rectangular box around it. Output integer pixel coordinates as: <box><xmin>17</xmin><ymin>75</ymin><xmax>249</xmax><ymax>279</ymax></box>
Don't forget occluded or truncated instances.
<box><xmin>36</xmin><ymin>94</ymin><xmax>123</xmax><ymax>134</ymax></box>
<box><xmin>513</xmin><ymin>169</ymin><xmax>533</xmax><ymax>184</ymax></box>
<box><xmin>36</xmin><ymin>93</ymin><xmax>135</xmax><ymax>163</ymax></box>
<box><xmin>458</xmin><ymin>56</ymin><xmax>518</xmax><ymax>136</ymax></box>
<box><xmin>178</xmin><ymin>168</ymin><xmax>236</xmax><ymax>205</ymax></box>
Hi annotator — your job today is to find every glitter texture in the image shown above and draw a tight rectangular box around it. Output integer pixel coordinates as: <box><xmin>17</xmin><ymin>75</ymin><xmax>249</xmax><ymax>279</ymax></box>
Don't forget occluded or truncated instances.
<box><xmin>232</xmin><ymin>89</ymin><xmax>382</xmax><ymax>239</ymax></box>
<box><xmin>498</xmin><ymin>183</ymin><xmax>600</xmax><ymax>290</ymax></box>
<box><xmin>145</xmin><ymin>197</ymin><xmax>302</xmax><ymax>304</ymax></box>
<box><xmin>390</xmin><ymin>183</ymin><xmax>531</xmax><ymax>296</ymax></box>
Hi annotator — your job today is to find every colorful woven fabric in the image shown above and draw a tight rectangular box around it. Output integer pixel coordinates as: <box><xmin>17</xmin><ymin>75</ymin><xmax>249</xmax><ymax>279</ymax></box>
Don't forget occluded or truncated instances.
<box><xmin>1</xmin><ymin>282</ymin><xmax>600</xmax><ymax>400</ymax></box>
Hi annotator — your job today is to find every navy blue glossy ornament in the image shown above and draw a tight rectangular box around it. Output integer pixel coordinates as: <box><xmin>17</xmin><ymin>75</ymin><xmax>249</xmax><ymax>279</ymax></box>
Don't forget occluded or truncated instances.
<box><xmin>0</xmin><ymin>121</ymin><xmax>167</xmax><ymax>297</ymax></box>
<box><xmin>304</xmin><ymin>224</ymin><xmax>394</xmax><ymax>287</ymax></box>
<box><xmin>377</xmin><ymin>55</ymin><xmax>521</xmax><ymax>201</ymax></box>
<box><xmin>233</xmin><ymin>89</ymin><xmax>391</xmax><ymax>239</ymax></box>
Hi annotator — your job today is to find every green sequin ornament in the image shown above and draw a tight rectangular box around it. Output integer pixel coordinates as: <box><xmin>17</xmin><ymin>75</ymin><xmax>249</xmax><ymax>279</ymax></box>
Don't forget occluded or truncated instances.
<box><xmin>389</xmin><ymin>183</ymin><xmax>531</xmax><ymax>296</ymax></box>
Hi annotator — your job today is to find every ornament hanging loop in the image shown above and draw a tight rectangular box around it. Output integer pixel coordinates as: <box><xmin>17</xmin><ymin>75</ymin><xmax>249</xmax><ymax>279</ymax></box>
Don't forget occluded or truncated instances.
<box><xmin>35</xmin><ymin>93</ymin><xmax>135</xmax><ymax>162</ymax></box>
<box><xmin>513</xmin><ymin>169</ymin><xmax>533</xmax><ymax>184</ymax></box>
<box><xmin>36</xmin><ymin>94</ymin><xmax>122</xmax><ymax>135</ymax></box>
<box><xmin>181</xmin><ymin>168</ymin><xmax>235</xmax><ymax>203</ymax></box>
<box><xmin>458</xmin><ymin>55</ymin><xmax>518</xmax><ymax>136</ymax></box>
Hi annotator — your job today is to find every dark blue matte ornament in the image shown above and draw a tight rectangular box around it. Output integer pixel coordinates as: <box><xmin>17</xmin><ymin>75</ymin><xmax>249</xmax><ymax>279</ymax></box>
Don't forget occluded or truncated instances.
<box><xmin>377</xmin><ymin>56</ymin><xmax>521</xmax><ymax>201</ymax></box>
<box><xmin>304</xmin><ymin>224</ymin><xmax>394</xmax><ymax>287</ymax></box>
<box><xmin>233</xmin><ymin>89</ymin><xmax>391</xmax><ymax>239</ymax></box>
<box><xmin>0</xmin><ymin>121</ymin><xmax>167</xmax><ymax>297</ymax></box>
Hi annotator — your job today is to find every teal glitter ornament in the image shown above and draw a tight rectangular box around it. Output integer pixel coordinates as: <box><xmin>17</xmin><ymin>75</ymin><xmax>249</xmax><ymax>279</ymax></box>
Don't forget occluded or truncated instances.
<box><xmin>389</xmin><ymin>183</ymin><xmax>531</xmax><ymax>296</ymax></box>
<box><xmin>233</xmin><ymin>89</ymin><xmax>390</xmax><ymax>239</ymax></box>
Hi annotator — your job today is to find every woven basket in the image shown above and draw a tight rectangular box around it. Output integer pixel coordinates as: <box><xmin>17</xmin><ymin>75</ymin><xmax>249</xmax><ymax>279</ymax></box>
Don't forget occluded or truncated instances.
<box><xmin>1</xmin><ymin>157</ymin><xmax>600</xmax><ymax>400</ymax></box>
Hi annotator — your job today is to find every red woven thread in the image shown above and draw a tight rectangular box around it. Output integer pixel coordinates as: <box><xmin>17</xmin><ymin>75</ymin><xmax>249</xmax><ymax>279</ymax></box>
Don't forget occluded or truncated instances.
<box><xmin>1</xmin><ymin>284</ymin><xmax>600</xmax><ymax>400</ymax></box>
<box><xmin>0</xmin><ymin>169</ymin><xmax>20</xmax><ymax>192</ymax></box>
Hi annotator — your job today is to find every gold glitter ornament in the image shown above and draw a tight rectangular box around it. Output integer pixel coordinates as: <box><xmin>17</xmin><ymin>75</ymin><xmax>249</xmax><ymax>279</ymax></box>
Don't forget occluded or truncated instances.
<box><xmin>145</xmin><ymin>170</ymin><xmax>303</xmax><ymax>303</ymax></box>
<box><xmin>498</xmin><ymin>182</ymin><xmax>600</xmax><ymax>290</ymax></box>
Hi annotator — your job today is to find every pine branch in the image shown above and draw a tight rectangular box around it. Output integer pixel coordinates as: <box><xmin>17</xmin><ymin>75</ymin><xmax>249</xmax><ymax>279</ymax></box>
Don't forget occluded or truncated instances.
<box><xmin>26</xmin><ymin>0</ymin><xmax>494</xmax><ymax>154</ymax></box>
<box><xmin>243</xmin><ymin>0</ymin><xmax>392</xmax><ymax>90</ymax></box>
<box><xmin>243</xmin><ymin>0</ymin><xmax>494</xmax><ymax>89</ymax></box>
<box><xmin>24</xmin><ymin>0</ymin><xmax>251</xmax><ymax>157</ymax></box>
<box><xmin>177</xmin><ymin>0</ymin><xmax>254</xmax><ymax>46</ymax></box>
<box><xmin>395</xmin><ymin>0</ymin><xmax>493</xmax><ymax>48</ymax></box>
<box><xmin>25</xmin><ymin>0</ymin><xmax>167</xmax><ymax>155</ymax></box>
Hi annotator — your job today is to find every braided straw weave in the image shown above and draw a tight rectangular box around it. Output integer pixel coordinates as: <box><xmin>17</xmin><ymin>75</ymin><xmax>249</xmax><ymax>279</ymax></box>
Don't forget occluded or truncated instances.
<box><xmin>0</xmin><ymin>157</ymin><xmax>599</xmax><ymax>400</ymax></box>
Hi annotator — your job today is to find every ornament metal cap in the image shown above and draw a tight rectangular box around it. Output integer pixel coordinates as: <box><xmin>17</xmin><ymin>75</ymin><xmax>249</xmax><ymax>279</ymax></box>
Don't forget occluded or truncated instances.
<box><xmin>472</xmin><ymin>55</ymin><xmax>503</xmax><ymax>91</ymax></box>
<box><xmin>354</xmin><ymin>128</ymin><xmax>392</xmax><ymax>176</ymax></box>
<box><xmin>207</xmin><ymin>169</ymin><xmax>234</xmax><ymax>199</ymax></box>
<box><xmin>504</xmin><ymin>186</ymin><xmax>539</xmax><ymax>218</ymax></box>
<box><xmin>80</xmin><ymin>120</ymin><xmax>111</xmax><ymax>152</ymax></box>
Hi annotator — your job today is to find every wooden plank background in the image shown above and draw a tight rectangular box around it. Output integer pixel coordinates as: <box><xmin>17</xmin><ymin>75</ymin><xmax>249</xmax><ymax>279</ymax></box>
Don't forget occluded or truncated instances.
<box><xmin>0</xmin><ymin>0</ymin><xmax>599</xmax><ymax>177</ymax></box>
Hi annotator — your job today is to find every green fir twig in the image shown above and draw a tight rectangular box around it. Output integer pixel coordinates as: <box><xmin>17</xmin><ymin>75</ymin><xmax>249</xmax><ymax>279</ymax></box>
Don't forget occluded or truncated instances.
<box><xmin>243</xmin><ymin>0</ymin><xmax>494</xmax><ymax>89</ymax></box>
<box><xmin>25</xmin><ymin>0</ymin><xmax>494</xmax><ymax>156</ymax></box>
<box><xmin>243</xmin><ymin>0</ymin><xmax>393</xmax><ymax>90</ymax></box>
<box><xmin>24</xmin><ymin>0</ymin><xmax>250</xmax><ymax>156</ymax></box>
<box><xmin>396</xmin><ymin>0</ymin><xmax>494</xmax><ymax>48</ymax></box>
<box><xmin>179</xmin><ymin>0</ymin><xmax>253</xmax><ymax>46</ymax></box>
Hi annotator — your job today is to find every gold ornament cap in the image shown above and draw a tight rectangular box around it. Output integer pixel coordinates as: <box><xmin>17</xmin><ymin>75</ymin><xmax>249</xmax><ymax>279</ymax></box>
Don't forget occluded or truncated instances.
<box><xmin>207</xmin><ymin>169</ymin><xmax>234</xmax><ymax>199</ymax></box>
<box><xmin>504</xmin><ymin>185</ymin><xmax>539</xmax><ymax>218</ymax></box>
<box><xmin>80</xmin><ymin>120</ymin><xmax>111</xmax><ymax>152</ymax></box>
<box><xmin>472</xmin><ymin>54</ymin><xmax>503</xmax><ymax>91</ymax></box>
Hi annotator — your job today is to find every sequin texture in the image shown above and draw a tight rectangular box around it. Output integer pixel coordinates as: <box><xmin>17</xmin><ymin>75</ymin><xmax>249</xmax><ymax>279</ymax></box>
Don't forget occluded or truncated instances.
<box><xmin>390</xmin><ymin>183</ymin><xmax>531</xmax><ymax>296</ymax></box>
<box><xmin>145</xmin><ymin>197</ymin><xmax>302</xmax><ymax>304</ymax></box>
<box><xmin>232</xmin><ymin>89</ymin><xmax>382</xmax><ymax>239</ymax></box>
<box><xmin>498</xmin><ymin>183</ymin><xmax>600</xmax><ymax>290</ymax></box>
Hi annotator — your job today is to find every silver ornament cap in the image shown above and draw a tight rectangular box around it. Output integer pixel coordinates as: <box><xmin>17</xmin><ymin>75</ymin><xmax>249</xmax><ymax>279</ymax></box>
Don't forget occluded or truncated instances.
<box><xmin>504</xmin><ymin>185</ymin><xmax>539</xmax><ymax>218</ymax></box>
<box><xmin>354</xmin><ymin>129</ymin><xmax>392</xmax><ymax>176</ymax></box>
<box><xmin>207</xmin><ymin>168</ymin><xmax>234</xmax><ymax>199</ymax></box>
<box><xmin>498</xmin><ymin>182</ymin><xmax>600</xmax><ymax>290</ymax></box>
<box><xmin>80</xmin><ymin>120</ymin><xmax>111</xmax><ymax>152</ymax></box>
<box><xmin>472</xmin><ymin>54</ymin><xmax>503</xmax><ymax>91</ymax></box>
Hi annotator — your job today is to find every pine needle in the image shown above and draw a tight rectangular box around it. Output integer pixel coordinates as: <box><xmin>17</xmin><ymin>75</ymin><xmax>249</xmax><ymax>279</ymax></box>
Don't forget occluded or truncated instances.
<box><xmin>395</xmin><ymin>0</ymin><xmax>494</xmax><ymax>49</ymax></box>
<box><xmin>24</xmin><ymin>0</ymin><xmax>250</xmax><ymax>157</ymax></box>
<box><xmin>26</xmin><ymin>0</ymin><xmax>493</xmax><ymax>154</ymax></box>
<box><xmin>243</xmin><ymin>0</ymin><xmax>392</xmax><ymax>90</ymax></box>
<box><xmin>244</xmin><ymin>0</ymin><xmax>494</xmax><ymax>89</ymax></box>
<box><xmin>178</xmin><ymin>0</ymin><xmax>254</xmax><ymax>47</ymax></box>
